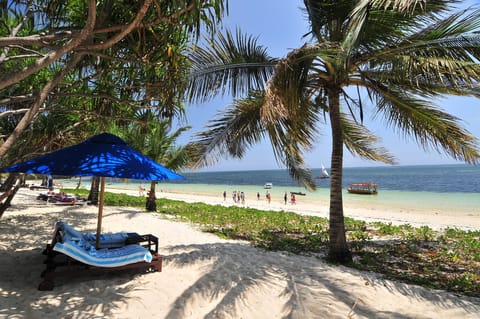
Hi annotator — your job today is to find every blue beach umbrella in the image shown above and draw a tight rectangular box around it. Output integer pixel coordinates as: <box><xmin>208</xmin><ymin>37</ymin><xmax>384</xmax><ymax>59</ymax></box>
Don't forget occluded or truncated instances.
<box><xmin>2</xmin><ymin>133</ymin><xmax>184</xmax><ymax>247</ymax></box>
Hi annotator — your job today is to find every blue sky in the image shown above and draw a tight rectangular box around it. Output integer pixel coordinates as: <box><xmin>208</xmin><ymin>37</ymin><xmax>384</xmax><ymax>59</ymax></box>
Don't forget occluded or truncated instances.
<box><xmin>177</xmin><ymin>0</ymin><xmax>480</xmax><ymax>172</ymax></box>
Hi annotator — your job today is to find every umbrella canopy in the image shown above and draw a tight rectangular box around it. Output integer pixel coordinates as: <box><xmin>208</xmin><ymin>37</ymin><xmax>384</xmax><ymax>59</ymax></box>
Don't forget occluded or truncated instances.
<box><xmin>2</xmin><ymin>133</ymin><xmax>184</xmax><ymax>180</ymax></box>
<box><xmin>2</xmin><ymin>133</ymin><xmax>184</xmax><ymax>247</ymax></box>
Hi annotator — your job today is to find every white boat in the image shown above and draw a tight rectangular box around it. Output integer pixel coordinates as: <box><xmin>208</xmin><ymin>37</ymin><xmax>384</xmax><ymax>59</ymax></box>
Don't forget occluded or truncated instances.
<box><xmin>316</xmin><ymin>164</ymin><xmax>330</xmax><ymax>179</ymax></box>
<box><xmin>264</xmin><ymin>182</ymin><xmax>273</xmax><ymax>189</ymax></box>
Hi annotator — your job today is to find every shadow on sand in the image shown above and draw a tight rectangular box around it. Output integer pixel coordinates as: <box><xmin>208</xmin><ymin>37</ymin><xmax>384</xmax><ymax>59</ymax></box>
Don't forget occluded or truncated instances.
<box><xmin>1</xmin><ymin>205</ymin><xmax>480</xmax><ymax>318</ymax></box>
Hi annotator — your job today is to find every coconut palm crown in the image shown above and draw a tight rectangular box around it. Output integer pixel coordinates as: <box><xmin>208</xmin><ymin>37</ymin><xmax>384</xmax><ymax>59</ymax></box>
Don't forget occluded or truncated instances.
<box><xmin>186</xmin><ymin>0</ymin><xmax>480</xmax><ymax>262</ymax></box>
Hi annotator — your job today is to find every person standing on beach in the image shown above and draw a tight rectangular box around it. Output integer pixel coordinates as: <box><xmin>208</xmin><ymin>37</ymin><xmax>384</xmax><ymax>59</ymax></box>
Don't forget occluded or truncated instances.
<box><xmin>223</xmin><ymin>190</ymin><xmax>227</xmax><ymax>201</ymax></box>
<box><xmin>257</xmin><ymin>192</ymin><xmax>260</xmax><ymax>200</ymax></box>
<box><xmin>48</xmin><ymin>175</ymin><xmax>54</xmax><ymax>192</ymax></box>
<box><xmin>266</xmin><ymin>191</ymin><xmax>271</xmax><ymax>204</ymax></box>
<box><xmin>284</xmin><ymin>192</ymin><xmax>288</xmax><ymax>205</ymax></box>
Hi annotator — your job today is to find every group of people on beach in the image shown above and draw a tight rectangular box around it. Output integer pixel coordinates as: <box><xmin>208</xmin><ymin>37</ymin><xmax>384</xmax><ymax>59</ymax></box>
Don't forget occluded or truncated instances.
<box><xmin>224</xmin><ymin>190</ymin><xmax>246</xmax><ymax>204</ymax></box>
<box><xmin>222</xmin><ymin>190</ymin><xmax>298</xmax><ymax>205</ymax></box>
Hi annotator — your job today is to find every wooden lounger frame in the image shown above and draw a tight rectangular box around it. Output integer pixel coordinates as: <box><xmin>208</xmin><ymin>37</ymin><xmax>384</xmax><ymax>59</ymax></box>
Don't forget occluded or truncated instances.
<box><xmin>38</xmin><ymin>227</ymin><xmax>162</xmax><ymax>291</ymax></box>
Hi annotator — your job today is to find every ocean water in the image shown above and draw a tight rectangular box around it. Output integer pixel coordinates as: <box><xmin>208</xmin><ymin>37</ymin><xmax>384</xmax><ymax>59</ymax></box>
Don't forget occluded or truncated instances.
<box><xmin>175</xmin><ymin>164</ymin><xmax>480</xmax><ymax>193</ymax></box>
<box><xmin>61</xmin><ymin>164</ymin><xmax>480</xmax><ymax>214</ymax></box>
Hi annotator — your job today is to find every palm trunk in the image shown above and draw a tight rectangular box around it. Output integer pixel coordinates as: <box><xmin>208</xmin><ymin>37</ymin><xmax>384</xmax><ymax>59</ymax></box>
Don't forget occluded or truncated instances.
<box><xmin>327</xmin><ymin>87</ymin><xmax>352</xmax><ymax>263</ymax></box>
<box><xmin>75</xmin><ymin>177</ymin><xmax>82</xmax><ymax>190</ymax></box>
<box><xmin>0</xmin><ymin>174</ymin><xmax>21</xmax><ymax>218</ymax></box>
<box><xmin>146</xmin><ymin>181</ymin><xmax>157</xmax><ymax>211</ymax></box>
<box><xmin>88</xmin><ymin>177</ymin><xmax>100</xmax><ymax>204</ymax></box>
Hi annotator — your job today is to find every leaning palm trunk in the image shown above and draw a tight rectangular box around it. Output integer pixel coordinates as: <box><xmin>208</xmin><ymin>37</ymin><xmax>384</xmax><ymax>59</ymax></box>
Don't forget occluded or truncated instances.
<box><xmin>146</xmin><ymin>181</ymin><xmax>157</xmax><ymax>211</ymax></box>
<box><xmin>75</xmin><ymin>176</ymin><xmax>82</xmax><ymax>190</ymax></box>
<box><xmin>328</xmin><ymin>89</ymin><xmax>351</xmax><ymax>262</ymax></box>
<box><xmin>0</xmin><ymin>173</ymin><xmax>22</xmax><ymax>218</ymax></box>
<box><xmin>88</xmin><ymin>176</ymin><xmax>100</xmax><ymax>204</ymax></box>
<box><xmin>0</xmin><ymin>173</ymin><xmax>17</xmax><ymax>192</ymax></box>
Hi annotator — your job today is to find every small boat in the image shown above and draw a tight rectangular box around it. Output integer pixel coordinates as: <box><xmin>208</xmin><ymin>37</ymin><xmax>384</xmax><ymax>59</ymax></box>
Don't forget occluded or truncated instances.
<box><xmin>316</xmin><ymin>164</ymin><xmax>330</xmax><ymax>179</ymax></box>
<box><xmin>347</xmin><ymin>182</ymin><xmax>378</xmax><ymax>195</ymax></box>
<box><xmin>264</xmin><ymin>182</ymin><xmax>273</xmax><ymax>189</ymax></box>
<box><xmin>290</xmin><ymin>191</ymin><xmax>306</xmax><ymax>196</ymax></box>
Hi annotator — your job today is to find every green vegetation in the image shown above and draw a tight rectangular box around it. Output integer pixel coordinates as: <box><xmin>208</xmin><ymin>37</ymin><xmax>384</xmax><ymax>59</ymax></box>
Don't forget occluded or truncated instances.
<box><xmin>75</xmin><ymin>189</ymin><xmax>480</xmax><ymax>297</ymax></box>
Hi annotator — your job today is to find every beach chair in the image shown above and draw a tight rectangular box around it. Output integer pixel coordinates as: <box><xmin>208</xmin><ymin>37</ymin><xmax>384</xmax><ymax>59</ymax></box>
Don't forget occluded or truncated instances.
<box><xmin>39</xmin><ymin>221</ymin><xmax>162</xmax><ymax>291</ymax></box>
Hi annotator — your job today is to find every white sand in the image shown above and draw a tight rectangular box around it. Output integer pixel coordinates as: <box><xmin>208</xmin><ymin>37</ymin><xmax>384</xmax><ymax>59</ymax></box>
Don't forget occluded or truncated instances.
<box><xmin>0</xmin><ymin>187</ymin><xmax>479</xmax><ymax>319</ymax></box>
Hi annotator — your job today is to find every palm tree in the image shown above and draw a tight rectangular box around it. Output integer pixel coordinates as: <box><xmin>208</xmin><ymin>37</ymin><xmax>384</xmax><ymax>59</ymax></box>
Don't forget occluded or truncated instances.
<box><xmin>112</xmin><ymin>109</ymin><xmax>191</xmax><ymax>211</ymax></box>
<box><xmin>186</xmin><ymin>0</ymin><xmax>480</xmax><ymax>263</ymax></box>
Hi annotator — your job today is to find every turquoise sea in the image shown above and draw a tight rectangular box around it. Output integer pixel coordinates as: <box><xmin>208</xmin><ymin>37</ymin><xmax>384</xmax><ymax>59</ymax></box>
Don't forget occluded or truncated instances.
<box><xmin>61</xmin><ymin>164</ymin><xmax>480</xmax><ymax>214</ymax></box>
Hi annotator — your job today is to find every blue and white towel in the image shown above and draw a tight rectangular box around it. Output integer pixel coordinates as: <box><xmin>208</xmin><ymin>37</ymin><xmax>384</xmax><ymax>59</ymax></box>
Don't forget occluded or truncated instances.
<box><xmin>53</xmin><ymin>238</ymin><xmax>153</xmax><ymax>268</ymax></box>
<box><xmin>56</xmin><ymin>221</ymin><xmax>133</xmax><ymax>248</ymax></box>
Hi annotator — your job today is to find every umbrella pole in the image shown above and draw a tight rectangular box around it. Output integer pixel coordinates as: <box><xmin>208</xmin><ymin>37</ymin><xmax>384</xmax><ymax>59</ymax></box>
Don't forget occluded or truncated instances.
<box><xmin>95</xmin><ymin>176</ymin><xmax>106</xmax><ymax>249</ymax></box>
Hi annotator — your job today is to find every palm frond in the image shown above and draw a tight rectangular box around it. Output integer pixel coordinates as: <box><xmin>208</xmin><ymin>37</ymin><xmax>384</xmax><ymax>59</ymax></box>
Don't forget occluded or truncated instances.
<box><xmin>345</xmin><ymin>0</ymin><xmax>469</xmax><ymax>66</ymax></box>
<box><xmin>349</xmin><ymin>7</ymin><xmax>480</xmax><ymax>109</ymax></box>
<box><xmin>187</xmin><ymin>86</ymin><xmax>318</xmax><ymax>189</ymax></box>
<box><xmin>265</xmin><ymin>45</ymin><xmax>315</xmax><ymax>112</ymax></box>
<box><xmin>357</xmin><ymin>56</ymin><xmax>480</xmax><ymax>99</ymax></box>
<box><xmin>341</xmin><ymin>114</ymin><xmax>396</xmax><ymax>163</ymax></box>
<box><xmin>303</xmin><ymin>0</ymin><xmax>356</xmax><ymax>41</ymax></box>
<box><xmin>186</xmin><ymin>29</ymin><xmax>278</xmax><ymax>103</ymax></box>
<box><xmin>282</xmin><ymin>143</ymin><xmax>317</xmax><ymax>191</ymax></box>
<box><xmin>369</xmin><ymin>0</ymin><xmax>457</xmax><ymax>14</ymax></box>
<box><xmin>263</xmin><ymin>46</ymin><xmax>321</xmax><ymax>150</ymax></box>
<box><xmin>370</xmin><ymin>87</ymin><xmax>480</xmax><ymax>164</ymax></box>
<box><xmin>187</xmin><ymin>91</ymin><xmax>266</xmax><ymax>169</ymax></box>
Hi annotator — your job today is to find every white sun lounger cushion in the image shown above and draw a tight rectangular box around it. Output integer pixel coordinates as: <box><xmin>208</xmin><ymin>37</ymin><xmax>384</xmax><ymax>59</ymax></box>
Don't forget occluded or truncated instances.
<box><xmin>83</xmin><ymin>232</ymin><xmax>130</xmax><ymax>248</ymax></box>
<box><xmin>56</xmin><ymin>221</ymin><xmax>131</xmax><ymax>248</ymax></box>
<box><xmin>56</xmin><ymin>221</ymin><xmax>85</xmax><ymax>241</ymax></box>
<box><xmin>53</xmin><ymin>239</ymin><xmax>153</xmax><ymax>268</ymax></box>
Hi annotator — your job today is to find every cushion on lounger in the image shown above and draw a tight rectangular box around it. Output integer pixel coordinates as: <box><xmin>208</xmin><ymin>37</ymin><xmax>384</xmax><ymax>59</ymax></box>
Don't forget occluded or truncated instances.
<box><xmin>56</xmin><ymin>221</ymin><xmax>85</xmax><ymax>241</ymax></box>
<box><xmin>53</xmin><ymin>239</ymin><xmax>153</xmax><ymax>267</ymax></box>
<box><xmin>83</xmin><ymin>232</ymin><xmax>129</xmax><ymax>248</ymax></box>
<box><xmin>55</xmin><ymin>221</ymin><xmax>130</xmax><ymax>249</ymax></box>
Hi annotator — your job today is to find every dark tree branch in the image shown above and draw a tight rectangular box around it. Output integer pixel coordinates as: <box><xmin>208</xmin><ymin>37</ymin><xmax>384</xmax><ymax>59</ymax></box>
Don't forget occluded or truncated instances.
<box><xmin>0</xmin><ymin>0</ymin><xmax>96</xmax><ymax>90</ymax></box>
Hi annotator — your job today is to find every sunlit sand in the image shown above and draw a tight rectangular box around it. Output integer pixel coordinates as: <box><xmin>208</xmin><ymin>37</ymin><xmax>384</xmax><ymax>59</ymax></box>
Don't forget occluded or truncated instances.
<box><xmin>0</xmin><ymin>187</ymin><xmax>479</xmax><ymax>318</ymax></box>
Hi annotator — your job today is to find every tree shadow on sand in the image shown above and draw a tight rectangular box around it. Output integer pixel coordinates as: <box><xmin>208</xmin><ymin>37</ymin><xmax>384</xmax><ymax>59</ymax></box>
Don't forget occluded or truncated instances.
<box><xmin>2</xmin><ymin>205</ymin><xmax>480</xmax><ymax>318</ymax></box>
<box><xmin>161</xmin><ymin>242</ymin><xmax>480</xmax><ymax>319</ymax></box>
<box><xmin>0</xmin><ymin>208</ymin><xmax>151</xmax><ymax>319</ymax></box>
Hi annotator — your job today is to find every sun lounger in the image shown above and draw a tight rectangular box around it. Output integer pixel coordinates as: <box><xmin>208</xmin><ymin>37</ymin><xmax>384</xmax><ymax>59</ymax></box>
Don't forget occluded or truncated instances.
<box><xmin>39</xmin><ymin>221</ymin><xmax>162</xmax><ymax>291</ymax></box>
<box><xmin>53</xmin><ymin>238</ymin><xmax>153</xmax><ymax>267</ymax></box>
<box><xmin>37</xmin><ymin>193</ymin><xmax>88</xmax><ymax>205</ymax></box>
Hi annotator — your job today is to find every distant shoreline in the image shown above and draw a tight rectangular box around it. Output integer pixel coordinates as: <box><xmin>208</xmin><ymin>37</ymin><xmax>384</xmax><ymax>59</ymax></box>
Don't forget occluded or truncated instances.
<box><xmin>32</xmin><ymin>179</ymin><xmax>479</xmax><ymax>231</ymax></box>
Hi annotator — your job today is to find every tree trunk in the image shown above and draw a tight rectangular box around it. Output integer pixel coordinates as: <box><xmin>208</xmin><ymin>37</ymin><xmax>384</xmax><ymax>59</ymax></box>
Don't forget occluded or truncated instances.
<box><xmin>0</xmin><ymin>173</ymin><xmax>18</xmax><ymax>192</ymax></box>
<box><xmin>327</xmin><ymin>87</ymin><xmax>352</xmax><ymax>263</ymax></box>
<box><xmin>41</xmin><ymin>175</ymin><xmax>48</xmax><ymax>187</ymax></box>
<box><xmin>0</xmin><ymin>53</ymin><xmax>86</xmax><ymax>158</ymax></box>
<box><xmin>146</xmin><ymin>181</ymin><xmax>157</xmax><ymax>211</ymax></box>
<box><xmin>0</xmin><ymin>174</ymin><xmax>21</xmax><ymax>218</ymax></box>
<box><xmin>88</xmin><ymin>177</ymin><xmax>100</xmax><ymax>204</ymax></box>
<box><xmin>75</xmin><ymin>177</ymin><xmax>82</xmax><ymax>190</ymax></box>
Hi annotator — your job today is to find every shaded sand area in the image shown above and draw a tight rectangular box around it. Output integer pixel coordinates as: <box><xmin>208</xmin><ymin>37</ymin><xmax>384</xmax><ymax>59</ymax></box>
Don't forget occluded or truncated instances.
<box><xmin>1</xmin><ymin>188</ymin><xmax>479</xmax><ymax>318</ymax></box>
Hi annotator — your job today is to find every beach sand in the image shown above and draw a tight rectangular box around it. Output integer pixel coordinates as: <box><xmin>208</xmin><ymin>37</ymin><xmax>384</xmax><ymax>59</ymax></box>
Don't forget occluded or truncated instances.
<box><xmin>1</xmin><ymin>187</ymin><xmax>479</xmax><ymax>319</ymax></box>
